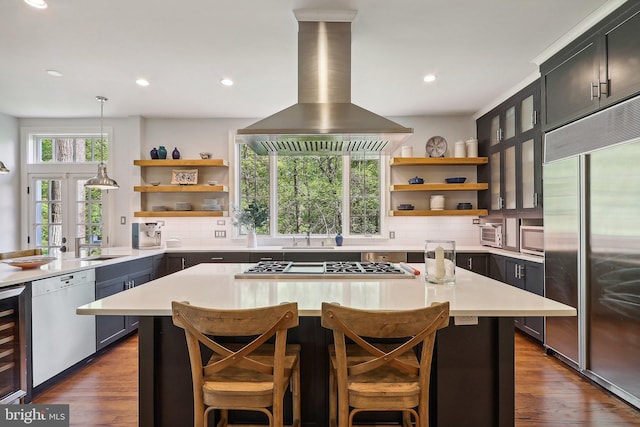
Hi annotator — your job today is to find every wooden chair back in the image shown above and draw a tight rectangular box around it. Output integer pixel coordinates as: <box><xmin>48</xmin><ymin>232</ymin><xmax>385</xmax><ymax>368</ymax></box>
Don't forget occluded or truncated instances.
<box><xmin>172</xmin><ymin>301</ymin><xmax>299</xmax><ymax>426</ymax></box>
<box><xmin>322</xmin><ymin>301</ymin><xmax>449</xmax><ymax>427</ymax></box>
<box><xmin>0</xmin><ymin>249</ymin><xmax>42</xmax><ymax>260</ymax></box>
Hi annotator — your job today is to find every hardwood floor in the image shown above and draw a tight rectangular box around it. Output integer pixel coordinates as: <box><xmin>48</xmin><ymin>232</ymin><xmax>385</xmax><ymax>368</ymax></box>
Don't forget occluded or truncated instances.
<box><xmin>33</xmin><ymin>333</ymin><xmax>138</xmax><ymax>427</ymax></box>
<box><xmin>33</xmin><ymin>331</ymin><xmax>640</xmax><ymax>426</ymax></box>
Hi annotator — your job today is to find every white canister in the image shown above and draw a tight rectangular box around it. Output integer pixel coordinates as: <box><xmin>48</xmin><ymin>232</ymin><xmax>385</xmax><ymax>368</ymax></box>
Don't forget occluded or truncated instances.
<box><xmin>401</xmin><ymin>146</ymin><xmax>413</xmax><ymax>158</ymax></box>
<box><xmin>430</xmin><ymin>195</ymin><xmax>445</xmax><ymax>210</ymax></box>
<box><xmin>465</xmin><ymin>138</ymin><xmax>478</xmax><ymax>158</ymax></box>
<box><xmin>454</xmin><ymin>141</ymin><xmax>466</xmax><ymax>158</ymax></box>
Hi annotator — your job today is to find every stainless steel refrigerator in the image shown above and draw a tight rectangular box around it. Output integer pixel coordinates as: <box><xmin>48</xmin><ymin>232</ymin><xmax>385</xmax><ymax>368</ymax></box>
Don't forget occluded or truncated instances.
<box><xmin>544</xmin><ymin>94</ymin><xmax>640</xmax><ymax>409</ymax></box>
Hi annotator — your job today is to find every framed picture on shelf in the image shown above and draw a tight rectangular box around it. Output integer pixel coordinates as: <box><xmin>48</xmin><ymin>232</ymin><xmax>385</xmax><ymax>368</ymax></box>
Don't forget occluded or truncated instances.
<box><xmin>171</xmin><ymin>169</ymin><xmax>198</xmax><ymax>185</ymax></box>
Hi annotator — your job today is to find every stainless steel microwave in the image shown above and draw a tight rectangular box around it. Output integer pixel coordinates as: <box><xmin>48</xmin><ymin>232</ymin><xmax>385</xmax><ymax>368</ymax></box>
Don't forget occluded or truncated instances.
<box><xmin>520</xmin><ymin>225</ymin><xmax>544</xmax><ymax>256</ymax></box>
<box><xmin>479</xmin><ymin>223</ymin><xmax>503</xmax><ymax>248</ymax></box>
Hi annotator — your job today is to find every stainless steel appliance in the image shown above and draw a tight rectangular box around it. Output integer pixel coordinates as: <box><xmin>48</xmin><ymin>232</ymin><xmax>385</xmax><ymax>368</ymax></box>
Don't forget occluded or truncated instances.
<box><xmin>132</xmin><ymin>222</ymin><xmax>162</xmax><ymax>249</ymax></box>
<box><xmin>479</xmin><ymin>223</ymin><xmax>503</xmax><ymax>248</ymax></box>
<box><xmin>0</xmin><ymin>285</ymin><xmax>26</xmax><ymax>404</ymax></box>
<box><xmin>236</xmin><ymin>10</ymin><xmax>412</xmax><ymax>155</ymax></box>
<box><xmin>520</xmin><ymin>226</ymin><xmax>544</xmax><ymax>256</ymax></box>
<box><xmin>236</xmin><ymin>261</ymin><xmax>413</xmax><ymax>279</ymax></box>
<box><xmin>544</xmin><ymin>93</ymin><xmax>640</xmax><ymax>408</ymax></box>
<box><xmin>31</xmin><ymin>270</ymin><xmax>96</xmax><ymax>387</ymax></box>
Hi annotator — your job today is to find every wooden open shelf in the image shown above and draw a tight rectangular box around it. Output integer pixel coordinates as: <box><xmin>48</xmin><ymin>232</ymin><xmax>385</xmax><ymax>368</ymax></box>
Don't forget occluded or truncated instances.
<box><xmin>134</xmin><ymin>211</ymin><xmax>226</xmax><ymax>217</ymax></box>
<box><xmin>389</xmin><ymin>209</ymin><xmax>488</xmax><ymax>217</ymax></box>
<box><xmin>134</xmin><ymin>159</ymin><xmax>228</xmax><ymax>167</ymax></box>
<box><xmin>134</xmin><ymin>185</ymin><xmax>227</xmax><ymax>193</ymax></box>
<box><xmin>390</xmin><ymin>157</ymin><xmax>488</xmax><ymax>166</ymax></box>
<box><xmin>390</xmin><ymin>183</ymin><xmax>488</xmax><ymax>191</ymax></box>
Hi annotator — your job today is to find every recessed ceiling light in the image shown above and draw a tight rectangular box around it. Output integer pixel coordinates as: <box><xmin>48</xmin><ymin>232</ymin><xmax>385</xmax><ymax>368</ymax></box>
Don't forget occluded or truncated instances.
<box><xmin>136</xmin><ymin>78</ymin><xmax>150</xmax><ymax>87</ymax></box>
<box><xmin>46</xmin><ymin>69</ymin><xmax>63</xmax><ymax>77</ymax></box>
<box><xmin>25</xmin><ymin>0</ymin><xmax>48</xmax><ymax>9</ymax></box>
<box><xmin>423</xmin><ymin>74</ymin><xmax>436</xmax><ymax>83</ymax></box>
<box><xmin>220</xmin><ymin>78</ymin><xmax>234</xmax><ymax>87</ymax></box>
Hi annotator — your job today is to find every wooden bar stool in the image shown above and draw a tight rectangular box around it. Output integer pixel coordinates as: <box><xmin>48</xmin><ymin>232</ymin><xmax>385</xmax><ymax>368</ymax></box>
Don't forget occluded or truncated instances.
<box><xmin>321</xmin><ymin>301</ymin><xmax>450</xmax><ymax>427</ymax></box>
<box><xmin>172</xmin><ymin>301</ymin><xmax>301</xmax><ymax>427</ymax></box>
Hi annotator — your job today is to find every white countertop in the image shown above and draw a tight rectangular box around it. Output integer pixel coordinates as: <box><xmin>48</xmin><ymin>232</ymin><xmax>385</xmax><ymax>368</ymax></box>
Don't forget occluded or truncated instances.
<box><xmin>0</xmin><ymin>244</ymin><xmax>543</xmax><ymax>288</ymax></box>
<box><xmin>77</xmin><ymin>263</ymin><xmax>574</xmax><ymax>318</ymax></box>
<box><xmin>0</xmin><ymin>248</ymin><xmax>164</xmax><ymax>287</ymax></box>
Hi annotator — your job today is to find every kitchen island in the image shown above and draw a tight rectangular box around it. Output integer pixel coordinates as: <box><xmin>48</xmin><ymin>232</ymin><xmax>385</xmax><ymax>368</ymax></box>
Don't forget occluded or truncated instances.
<box><xmin>78</xmin><ymin>262</ymin><xmax>574</xmax><ymax>427</ymax></box>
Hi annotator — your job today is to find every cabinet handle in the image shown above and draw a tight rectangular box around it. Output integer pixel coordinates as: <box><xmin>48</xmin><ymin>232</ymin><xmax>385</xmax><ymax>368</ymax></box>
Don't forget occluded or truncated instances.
<box><xmin>210</xmin><ymin>257</ymin><xmax>224</xmax><ymax>261</ymax></box>
<box><xmin>531</xmin><ymin>110</ymin><xmax>538</xmax><ymax>126</ymax></box>
<box><xmin>468</xmin><ymin>258</ymin><xmax>473</xmax><ymax>270</ymax></box>
<box><xmin>591</xmin><ymin>80</ymin><xmax>602</xmax><ymax>100</ymax></box>
<box><xmin>514</xmin><ymin>264</ymin><xmax>519</xmax><ymax>279</ymax></box>
<box><xmin>533</xmin><ymin>192</ymin><xmax>539</xmax><ymax>207</ymax></box>
<box><xmin>181</xmin><ymin>257</ymin><xmax>185</xmax><ymax>270</ymax></box>
<box><xmin>260</xmin><ymin>257</ymin><xmax>273</xmax><ymax>261</ymax></box>
<box><xmin>519</xmin><ymin>265</ymin><xmax>526</xmax><ymax>279</ymax></box>
<box><xmin>600</xmin><ymin>80</ymin><xmax>609</xmax><ymax>98</ymax></box>
<box><xmin>498</xmin><ymin>196</ymin><xmax>504</xmax><ymax>210</ymax></box>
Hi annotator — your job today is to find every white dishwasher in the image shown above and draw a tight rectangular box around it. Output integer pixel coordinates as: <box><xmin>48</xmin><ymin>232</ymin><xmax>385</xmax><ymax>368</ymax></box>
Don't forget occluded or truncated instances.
<box><xmin>31</xmin><ymin>269</ymin><xmax>96</xmax><ymax>387</ymax></box>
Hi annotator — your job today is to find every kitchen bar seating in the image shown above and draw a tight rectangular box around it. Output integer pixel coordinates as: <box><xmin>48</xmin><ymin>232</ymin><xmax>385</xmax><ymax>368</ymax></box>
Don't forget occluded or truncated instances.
<box><xmin>321</xmin><ymin>301</ymin><xmax>450</xmax><ymax>427</ymax></box>
<box><xmin>171</xmin><ymin>301</ymin><xmax>301</xmax><ymax>427</ymax></box>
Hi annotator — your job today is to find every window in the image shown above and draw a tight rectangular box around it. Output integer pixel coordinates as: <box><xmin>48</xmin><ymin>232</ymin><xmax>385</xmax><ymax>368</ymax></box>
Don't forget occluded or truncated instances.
<box><xmin>237</xmin><ymin>144</ymin><xmax>382</xmax><ymax>237</ymax></box>
<box><xmin>34</xmin><ymin>136</ymin><xmax>107</xmax><ymax>163</ymax></box>
<box><xmin>26</xmin><ymin>131</ymin><xmax>111</xmax><ymax>256</ymax></box>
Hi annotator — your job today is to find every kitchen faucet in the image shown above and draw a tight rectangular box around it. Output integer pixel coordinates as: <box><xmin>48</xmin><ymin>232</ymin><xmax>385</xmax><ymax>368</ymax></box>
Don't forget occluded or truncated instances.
<box><xmin>305</xmin><ymin>231</ymin><xmax>311</xmax><ymax>246</ymax></box>
<box><xmin>75</xmin><ymin>236</ymin><xmax>101</xmax><ymax>258</ymax></box>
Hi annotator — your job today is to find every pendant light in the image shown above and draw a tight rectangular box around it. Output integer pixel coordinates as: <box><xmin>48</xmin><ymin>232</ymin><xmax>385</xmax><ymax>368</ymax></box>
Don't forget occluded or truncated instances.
<box><xmin>0</xmin><ymin>161</ymin><xmax>9</xmax><ymax>174</ymax></box>
<box><xmin>85</xmin><ymin>96</ymin><xmax>119</xmax><ymax>189</ymax></box>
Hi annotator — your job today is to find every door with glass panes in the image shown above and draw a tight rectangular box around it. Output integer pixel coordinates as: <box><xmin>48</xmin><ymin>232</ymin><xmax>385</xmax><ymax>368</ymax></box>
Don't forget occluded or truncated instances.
<box><xmin>29</xmin><ymin>174</ymin><xmax>104</xmax><ymax>257</ymax></box>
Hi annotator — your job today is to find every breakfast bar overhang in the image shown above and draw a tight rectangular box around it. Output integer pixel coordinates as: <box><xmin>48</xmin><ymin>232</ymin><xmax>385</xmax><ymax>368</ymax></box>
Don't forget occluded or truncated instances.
<box><xmin>77</xmin><ymin>263</ymin><xmax>576</xmax><ymax>427</ymax></box>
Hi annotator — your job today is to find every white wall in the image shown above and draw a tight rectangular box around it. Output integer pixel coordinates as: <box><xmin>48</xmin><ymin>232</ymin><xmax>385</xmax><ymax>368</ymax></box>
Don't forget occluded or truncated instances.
<box><xmin>0</xmin><ymin>113</ymin><xmax>20</xmax><ymax>251</ymax></box>
<box><xmin>14</xmin><ymin>114</ymin><xmax>481</xmax><ymax>249</ymax></box>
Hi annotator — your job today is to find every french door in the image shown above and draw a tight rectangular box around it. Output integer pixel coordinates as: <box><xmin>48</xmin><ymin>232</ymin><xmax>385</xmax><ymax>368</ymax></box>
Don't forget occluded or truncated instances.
<box><xmin>29</xmin><ymin>173</ymin><xmax>104</xmax><ymax>257</ymax></box>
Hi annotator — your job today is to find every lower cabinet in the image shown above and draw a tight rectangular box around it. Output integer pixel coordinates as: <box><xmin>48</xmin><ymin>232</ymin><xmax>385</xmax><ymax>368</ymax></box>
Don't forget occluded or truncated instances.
<box><xmin>95</xmin><ymin>258</ymin><xmax>153</xmax><ymax>350</ymax></box>
<box><xmin>493</xmin><ymin>255</ymin><xmax>544</xmax><ymax>342</ymax></box>
<box><xmin>166</xmin><ymin>252</ymin><xmax>251</xmax><ymax>273</ymax></box>
<box><xmin>456</xmin><ymin>253</ymin><xmax>489</xmax><ymax>276</ymax></box>
<box><xmin>283</xmin><ymin>252</ymin><xmax>361</xmax><ymax>262</ymax></box>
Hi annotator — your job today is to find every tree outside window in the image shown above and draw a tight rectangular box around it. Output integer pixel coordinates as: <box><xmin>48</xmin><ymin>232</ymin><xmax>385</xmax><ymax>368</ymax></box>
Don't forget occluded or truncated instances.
<box><xmin>238</xmin><ymin>144</ymin><xmax>381</xmax><ymax>236</ymax></box>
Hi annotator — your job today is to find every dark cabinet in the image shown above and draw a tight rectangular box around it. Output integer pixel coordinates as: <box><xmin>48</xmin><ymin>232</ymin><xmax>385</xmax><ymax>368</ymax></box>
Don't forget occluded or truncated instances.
<box><xmin>166</xmin><ymin>252</ymin><xmax>251</xmax><ymax>273</ymax></box>
<box><xmin>455</xmin><ymin>253</ymin><xmax>489</xmax><ymax>276</ymax></box>
<box><xmin>541</xmin><ymin>2</ymin><xmax>640</xmax><ymax>130</ymax></box>
<box><xmin>478</xmin><ymin>80</ymin><xmax>542</xmax><ymax>217</ymax></box>
<box><xmin>493</xmin><ymin>255</ymin><xmax>544</xmax><ymax>342</ymax></box>
<box><xmin>250</xmin><ymin>252</ymin><xmax>285</xmax><ymax>262</ymax></box>
<box><xmin>541</xmin><ymin>39</ymin><xmax>599</xmax><ymax>130</ymax></box>
<box><xmin>95</xmin><ymin>258</ymin><xmax>153</xmax><ymax>350</ymax></box>
<box><xmin>283</xmin><ymin>251</ymin><xmax>360</xmax><ymax>262</ymax></box>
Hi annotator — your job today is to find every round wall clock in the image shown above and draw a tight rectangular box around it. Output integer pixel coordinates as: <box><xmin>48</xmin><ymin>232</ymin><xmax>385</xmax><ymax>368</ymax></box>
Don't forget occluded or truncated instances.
<box><xmin>425</xmin><ymin>136</ymin><xmax>447</xmax><ymax>157</ymax></box>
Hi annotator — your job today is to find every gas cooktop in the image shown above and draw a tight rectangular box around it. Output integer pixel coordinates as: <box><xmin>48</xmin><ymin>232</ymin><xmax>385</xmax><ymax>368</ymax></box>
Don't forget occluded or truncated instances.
<box><xmin>235</xmin><ymin>261</ymin><xmax>414</xmax><ymax>279</ymax></box>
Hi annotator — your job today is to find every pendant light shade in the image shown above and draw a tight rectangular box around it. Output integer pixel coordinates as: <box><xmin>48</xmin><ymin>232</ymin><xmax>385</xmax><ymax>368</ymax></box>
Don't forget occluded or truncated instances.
<box><xmin>85</xmin><ymin>96</ymin><xmax>119</xmax><ymax>189</ymax></box>
<box><xmin>0</xmin><ymin>161</ymin><xmax>9</xmax><ymax>174</ymax></box>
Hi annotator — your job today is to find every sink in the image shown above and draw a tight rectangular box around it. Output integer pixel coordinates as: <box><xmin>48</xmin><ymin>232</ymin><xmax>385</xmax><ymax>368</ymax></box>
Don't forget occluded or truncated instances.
<box><xmin>281</xmin><ymin>246</ymin><xmax>334</xmax><ymax>250</ymax></box>
<box><xmin>81</xmin><ymin>254</ymin><xmax>126</xmax><ymax>261</ymax></box>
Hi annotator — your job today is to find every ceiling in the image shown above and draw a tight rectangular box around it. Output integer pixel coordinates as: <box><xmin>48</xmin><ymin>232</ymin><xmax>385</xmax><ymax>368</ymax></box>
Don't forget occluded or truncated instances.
<box><xmin>0</xmin><ymin>0</ymin><xmax>618</xmax><ymax>119</ymax></box>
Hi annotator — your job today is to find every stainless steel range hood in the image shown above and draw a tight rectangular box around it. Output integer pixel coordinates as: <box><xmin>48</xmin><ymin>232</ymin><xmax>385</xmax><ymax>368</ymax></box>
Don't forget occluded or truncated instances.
<box><xmin>236</xmin><ymin>10</ymin><xmax>413</xmax><ymax>155</ymax></box>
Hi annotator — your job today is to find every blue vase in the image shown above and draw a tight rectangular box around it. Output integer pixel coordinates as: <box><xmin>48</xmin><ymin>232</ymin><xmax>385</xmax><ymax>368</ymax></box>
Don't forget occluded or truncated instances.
<box><xmin>158</xmin><ymin>146</ymin><xmax>167</xmax><ymax>159</ymax></box>
<box><xmin>150</xmin><ymin>147</ymin><xmax>159</xmax><ymax>159</ymax></box>
<box><xmin>335</xmin><ymin>233</ymin><xmax>343</xmax><ymax>246</ymax></box>
<box><xmin>172</xmin><ymin>147</ymin><xmax>180</xmax><ymax>159</ymax></box>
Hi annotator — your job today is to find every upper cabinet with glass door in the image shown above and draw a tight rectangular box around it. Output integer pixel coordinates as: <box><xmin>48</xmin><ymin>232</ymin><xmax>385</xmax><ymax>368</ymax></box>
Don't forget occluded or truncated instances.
<box><xmin>477</xmin><ymin>79</ymin><xmax>542</xmax><ymax>216</ymax></box>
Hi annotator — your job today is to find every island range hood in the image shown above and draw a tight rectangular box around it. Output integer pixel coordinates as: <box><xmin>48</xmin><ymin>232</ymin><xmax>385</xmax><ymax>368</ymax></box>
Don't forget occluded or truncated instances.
<box><xmin>236</xmin><ymin>10</ymin><xmax>413</xmax><ymax>155</ymax></box>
